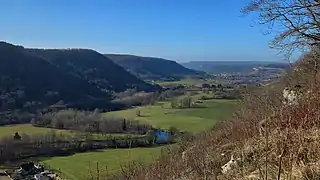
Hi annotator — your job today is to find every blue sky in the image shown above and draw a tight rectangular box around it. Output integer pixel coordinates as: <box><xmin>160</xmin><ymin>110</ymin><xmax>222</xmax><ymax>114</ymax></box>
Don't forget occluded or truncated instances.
<box><xmin>0</xmin><ymin>0</ymin><xmax>285</xmax><ymax>62</ymax></box>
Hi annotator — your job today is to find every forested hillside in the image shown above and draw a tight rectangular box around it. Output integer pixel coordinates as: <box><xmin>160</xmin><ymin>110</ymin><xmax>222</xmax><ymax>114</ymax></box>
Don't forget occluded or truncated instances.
<box><xmin>106</xmin><ymin>54</ymin><xmax>203</xmax><ymax>81</ymax></box>
<box><xmin>0</xmin><ymin>42</ymin><xmax>112</xmax><ymax>111</ymax></box>
<box><xmin>0</xmin><ymin>42</ymin><xmax>159</xmax><ymax>116</ymax></box>
<box><xmin>27</xmin><ymin>50</ymin><xmax>157</xmax><ymax>92</ymax></box>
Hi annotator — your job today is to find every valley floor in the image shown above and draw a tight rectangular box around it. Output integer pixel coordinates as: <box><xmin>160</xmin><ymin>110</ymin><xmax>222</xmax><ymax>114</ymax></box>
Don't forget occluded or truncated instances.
<box><xmin>104</xmin><ymin>99</ymin><xmax>237</xmax><ymax>132</ymax></box>
<box><xmin>0</xmin><ymin>124</ymin><xmax>141</xmax><ymax>140</ymax></box>
<box><xmin>40</xmin><ymin>146</ymin><xmax>165</xmax><ymax>180</ymax></box>
<box><xmin>0</xmin><ymin>98</ymin><xmax>237</xmax><ymax>179</ymax></box>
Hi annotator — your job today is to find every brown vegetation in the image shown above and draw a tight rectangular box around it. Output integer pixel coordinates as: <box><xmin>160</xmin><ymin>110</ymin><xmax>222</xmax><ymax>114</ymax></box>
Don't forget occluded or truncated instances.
<box><xmin>111</xmin><ymin>45</ymin><xmax>320</xmax><ymax>180</ymax></box>
<box><xmin>32</xmin><ymin>109</ymin><xmax>152</xmax><ymax>134</ymax></box>
<box><xmin>113</xmin><ymin>89</ymin><xmax>186</xmax><ymax>107</ymax></box>
<box><xmin>110</xmin><ymin>0</ymin><xmax>320</xmax><ymax>179</ymax></box>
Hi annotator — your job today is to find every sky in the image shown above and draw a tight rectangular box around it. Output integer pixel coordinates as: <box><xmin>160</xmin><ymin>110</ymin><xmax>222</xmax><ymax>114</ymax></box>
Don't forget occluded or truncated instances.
<box><xmin>0</xmin><ymin>0</ymin><xmax>286</xmax><ymax>62</ymax></box>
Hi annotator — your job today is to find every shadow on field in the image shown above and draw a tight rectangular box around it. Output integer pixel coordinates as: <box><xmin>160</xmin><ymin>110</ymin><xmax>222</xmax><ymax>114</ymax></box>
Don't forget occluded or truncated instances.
<box><xmin>138</xmin><ymin>115</ymin><xmax>151</xmax><ymax>117</ymax></box>
<box><xmin>5</xmin><ymin>143</ymin><xmax>172</xmax><ymax>166</ymax></box>
<box><xmin>190</xmin><ymin>105</ymin><xmax>207</xmax><ymax>109</ymax></box>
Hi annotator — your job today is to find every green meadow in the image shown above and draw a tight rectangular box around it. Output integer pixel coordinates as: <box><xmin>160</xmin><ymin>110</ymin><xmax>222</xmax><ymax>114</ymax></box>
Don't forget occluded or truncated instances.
<box><xmin>40</xmin><ymin>146</ymin><xmax>166</xmax><ymax>180</ymax></box>
<box><xmin>104</xmin><ymin>99</ymin><xmax>237</xmax><ymax>132</ymax></box>
<box><xmin>0</xmin><ymin>124</ymin><xmax>62</xmax><ymax>137</ymax></box>
<box><xmin>154</xmin><ymin>77</ymin><xmax>219</xmax><ymax>86</ymax></box>
<box><xmin>0</xmin><ymin>124</ymin><xmax>141</xmax><ymax>139</ymax></box>
<box><xmin>0</xmin><ymin>96</ymin><xmax>237</xmax><ymax>179</ymax></box>
<box><xmin>42</xmin><ymin>98</ymin><xmax>237</xmax><ymax>179</ymax></box>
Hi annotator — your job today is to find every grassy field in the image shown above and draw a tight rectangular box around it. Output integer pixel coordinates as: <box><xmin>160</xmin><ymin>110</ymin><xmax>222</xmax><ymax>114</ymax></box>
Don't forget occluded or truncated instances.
<box><xmin>0</xmin><ymin>124</ymin><xmax>141</xmax><ymax>139</ymax></box>
<box><xmin>42</xmin><ymin>98</ymin><xmax>236</xmax><ymax>179</ymax></box>
<box><xmin>0</xmin><ymin>94</ymin><xmax>237</xmax><ymax>179</ymax></box>
<box><xmin>155</xmin><ymin>78</ymin><xmax>219</xmax><ymax>86</ymax></box>
<box><xmin>155</xmin><ymin>78</ymin><xmax>206</xmax><ymax>86</ymax></box>
<box><xmin>155</xmin><ymin>80</ymin><xmax>199</xmax><ymax>86</ymax></box>
<box><xmin>105</xmin><ymin>99</ymin><xmax>237</xmax><ymax>132</ymax></box>
<box><xmin>41</xmin><ymin>146</ymin><xmax>167</xmax><ymax>180</ymax></box>
<box><xmin>0</xmin><ymin>176</ymin><xmax>10</xmax><ymax>180</ymax></box>
<box><xmin>0</xmin><ymin>124</ymin><xmax>62</xmax><ymax>137</ymax></box>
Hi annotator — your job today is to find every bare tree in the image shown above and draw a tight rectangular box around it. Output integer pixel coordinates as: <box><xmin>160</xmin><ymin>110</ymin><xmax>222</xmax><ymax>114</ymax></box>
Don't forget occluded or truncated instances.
<box><xmin>136</xmin><ymin>109</ymin><xmax>141</xmax><ymax>117</ymax></box>
<box><xmin>242</xmin><ymin>0</ymin><xmax>320</xmax><ymax>57</ymax></box>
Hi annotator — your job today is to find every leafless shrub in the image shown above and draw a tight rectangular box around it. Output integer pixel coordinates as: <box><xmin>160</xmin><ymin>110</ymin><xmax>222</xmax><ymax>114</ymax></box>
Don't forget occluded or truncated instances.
<box><xmin>106</xmin><ymin>49</ymin><xmax>320</xmax><ymax>180</ymax></box>
<box><xmin>90</xmin><ymin>1</ymin><xmax>320</xmax><ymax>179</ymax></box>
<box><xmin>33</xmin><ymin>109</ymin><xmax>152</xmax><ymax>134</ymax></box>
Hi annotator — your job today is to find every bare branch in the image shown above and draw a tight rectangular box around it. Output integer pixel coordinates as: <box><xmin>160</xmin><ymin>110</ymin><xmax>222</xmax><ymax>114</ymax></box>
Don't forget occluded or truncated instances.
<box><xmin>243</xmin><ymin>0</ymin><xmax>320</xmax><ymax>57</ymax></box>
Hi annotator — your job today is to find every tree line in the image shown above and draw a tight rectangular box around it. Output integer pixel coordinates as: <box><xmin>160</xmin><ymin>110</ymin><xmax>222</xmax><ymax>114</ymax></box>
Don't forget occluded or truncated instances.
<box><xmin>113</xmin><ymin>89</ymin><xmax>186</xmax><ymax>107</ymax></box>
<box><xmin>31</xmin><ymin>109</ymin><xmax>152</xmax><ymax>134</ymax></box>
<box><xmin>0</xmin><ymin>130</ymin><xmax>166</xmax><ymax>163</ymax></box>
<box><xmin>170</xmin><ymin>96</ymin><xmax>194</xmax><ymax>109</ymax></box>
<box><xmin>0</xmin><ymin>88</ymin><xmax>186</xmax><ymax>127</ymax></box>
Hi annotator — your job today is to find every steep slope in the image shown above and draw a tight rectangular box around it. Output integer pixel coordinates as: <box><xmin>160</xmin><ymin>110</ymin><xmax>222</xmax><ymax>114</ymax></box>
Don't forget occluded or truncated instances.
<box><xmin>105</xmin><ymin>54</ymin><xmax>202</xmax><ymax>81</ymax></box>
<box><xmin>27</xmin><ymin>50</ymin><xmax>158</xmax><ymax>92</ymax></box>
<box><xmin>114</xmin><ymin>51</ymin><xmax>320</xmax><ymax>180</ymax></box>
<box><xmin>0</xmin><ymin>42</ymin><xmax>111</xmax><ymax>111</ymax></box>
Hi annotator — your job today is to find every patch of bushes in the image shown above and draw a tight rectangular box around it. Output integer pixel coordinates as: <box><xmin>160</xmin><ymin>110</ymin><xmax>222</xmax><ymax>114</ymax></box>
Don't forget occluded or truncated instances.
<box><xmin>32</xmin><ymin>109</ymin><xmax>152</xmax><ymax>134</ymax></box>
<box><xmin>170</xmin><ymin>96</ymin><xmax>193</xmax><ymax>109</ymax></box>
<box><xmin>113</xmin><ymin>91</ymin><xmax>158</xmax><ymax>107</ymax></box>
<box><xmin>0</xmin><ymin>130</ymin><xmax>166</xmax><ymax>163</ymax></box>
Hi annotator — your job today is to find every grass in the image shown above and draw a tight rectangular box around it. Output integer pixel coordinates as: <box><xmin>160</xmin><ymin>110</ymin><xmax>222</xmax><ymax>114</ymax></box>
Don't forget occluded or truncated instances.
<box><xmin>155</xmin><ymin>78</ymin><xmax>210</xmax><ymax>86</ymax></box>
<box><xmin>155</xmin><ymin>77</ymin><xmax>219</xmax><ymax>86</ymax></box>
<box><xmin>39</xmin><ymin>97</ymin><xmax>236</xmax><ymax>179</ymax></box>
<box><xmin>41</xmin><ymin>146</ymin><xmax>166</xmax><ymax>180</ymax></box>
<box><xmin>0</xmin><ymin>124</ymin><xmax>141</xmax><ymax>139</ymax></box>
<box><xmin>0</xmin><ymin>124</ymin><xmax>62</xmax><ymax>137</ymax></box>
<box><xmin>116</xmin><ymin>52</ymin><xmax>320</xmax><ymax>179</ymax></box>
<box><xmin>105</xmin><ymin>99</ymin><xmax>237</xmax><ymax>132</ymax></box>
<box><xmin>0</xmin><ymin>95</ymin><xmax>237</xmax><ymax>179</ymax></box>
<box><xmin>155</xmin><ymin>80</ymin><xmax>199</xmax><ymax>86</ymax></box>
<box><xmin>0</xmin><ymin>177</ymin><xmax>10</xmax><ymax>180</ymax></box>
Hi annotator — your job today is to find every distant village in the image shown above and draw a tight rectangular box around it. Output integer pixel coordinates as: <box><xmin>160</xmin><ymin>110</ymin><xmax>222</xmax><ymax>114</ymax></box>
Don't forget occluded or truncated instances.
<box><xmin>213</xmin><ymin>66</ymin><xmax>286</xmax><ymax>86</ymax></box>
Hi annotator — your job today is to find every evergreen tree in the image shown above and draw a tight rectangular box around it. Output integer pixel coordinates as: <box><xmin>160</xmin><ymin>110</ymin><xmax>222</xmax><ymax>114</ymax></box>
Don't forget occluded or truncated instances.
<box><xmin>13</xmin><ymin>132</ymin><xmax>21</xmax><ymax>140</ymax></box>
<box><xmin>122</xmin><ymin>119</ymin><xmax>127</xmax><ymax>131</ymax></box>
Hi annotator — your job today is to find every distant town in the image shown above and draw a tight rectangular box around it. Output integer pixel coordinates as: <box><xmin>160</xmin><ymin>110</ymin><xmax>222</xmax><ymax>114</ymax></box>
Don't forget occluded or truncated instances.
<box><xmin>213</xmin><ymin>66</ymin><xmax>286</xmax><ymax>86</ymax></box>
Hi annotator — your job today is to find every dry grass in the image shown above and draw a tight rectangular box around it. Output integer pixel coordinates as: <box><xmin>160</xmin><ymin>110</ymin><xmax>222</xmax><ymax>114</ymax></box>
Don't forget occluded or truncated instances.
<box><xmin>107</xmin><ymin>49</ymin><xmax>320</xmax><ymax>180</ymax></box>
